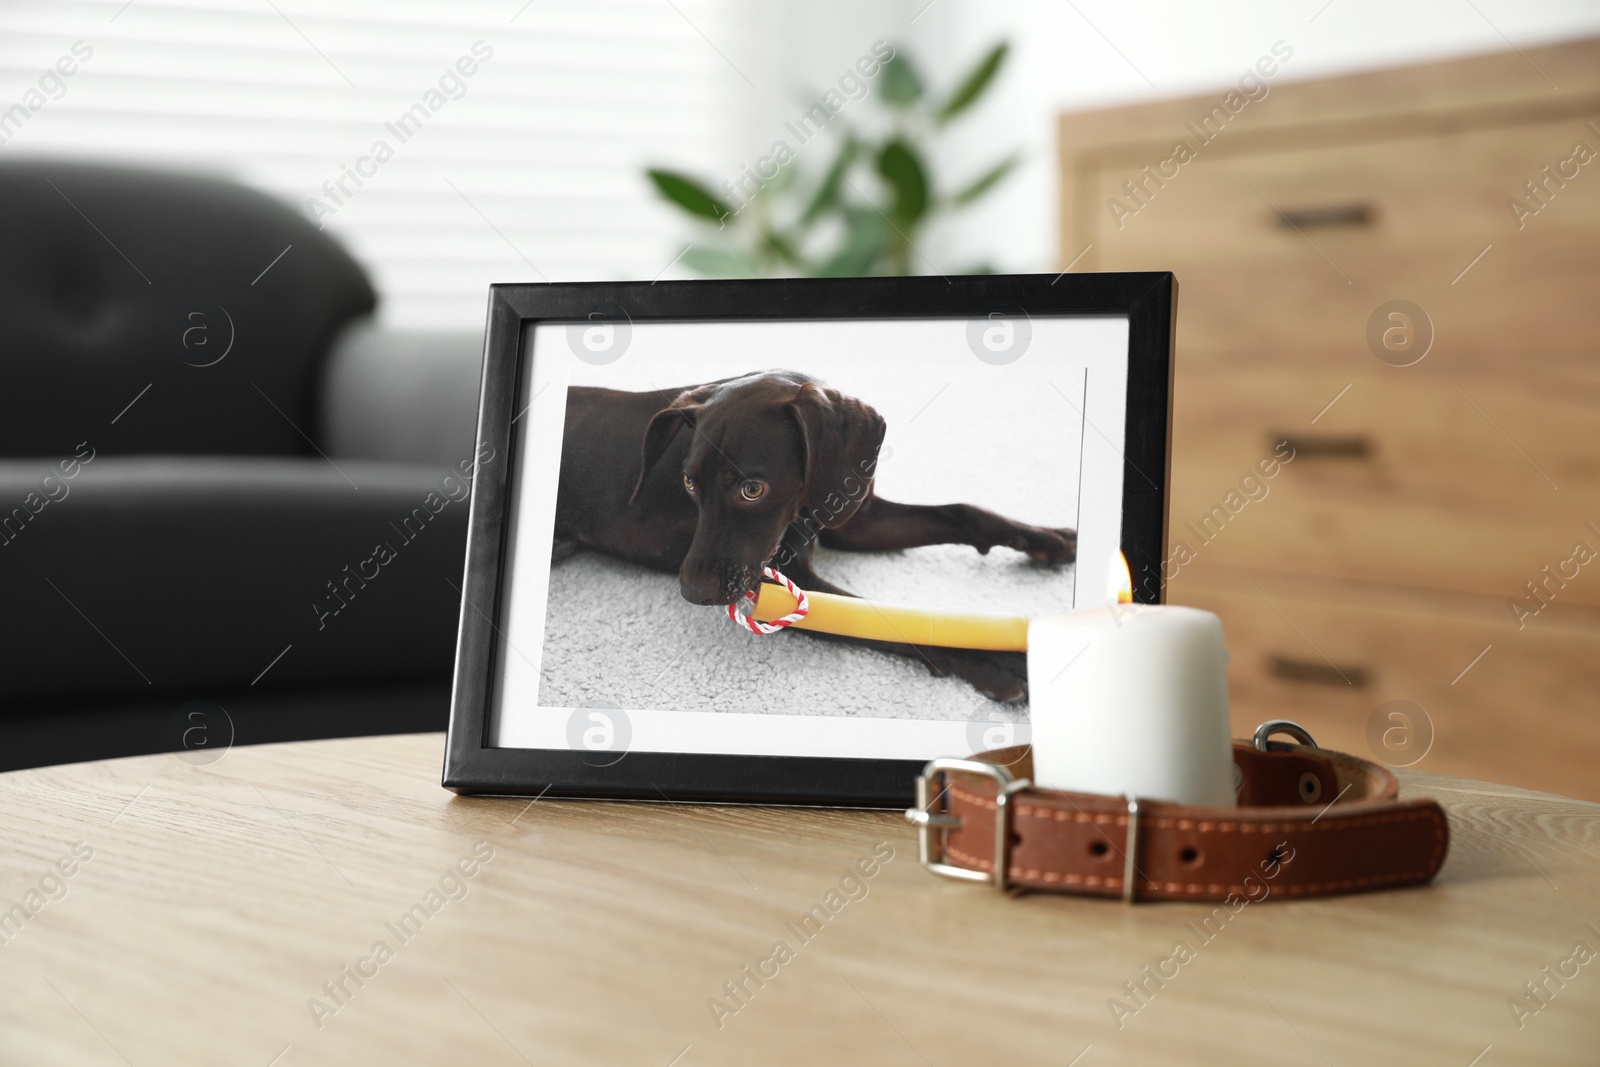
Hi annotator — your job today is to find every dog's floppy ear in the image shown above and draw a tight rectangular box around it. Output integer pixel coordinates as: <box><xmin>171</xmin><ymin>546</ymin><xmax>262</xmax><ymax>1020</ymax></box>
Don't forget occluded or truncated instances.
<box><xmin>629</xmin><ymin>385</ymin><xmax>714</xmax><ymax>504</ymax></box>
<box><xmin>786</xmin><ymin>382</ymin><xmax>887</xmax><ymax>528</ymax></box>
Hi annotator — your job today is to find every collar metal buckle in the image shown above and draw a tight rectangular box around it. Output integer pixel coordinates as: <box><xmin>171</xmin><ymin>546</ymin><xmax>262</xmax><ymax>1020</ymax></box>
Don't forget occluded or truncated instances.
<box><xmin>905</xmin><ymin>757</ymin><xmax>1032</xmax><ymax>891</ymax></box>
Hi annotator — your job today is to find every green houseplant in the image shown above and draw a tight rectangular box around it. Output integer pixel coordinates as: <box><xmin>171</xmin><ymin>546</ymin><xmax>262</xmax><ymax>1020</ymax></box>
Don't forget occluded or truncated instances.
<box><xmin>647</xmin><ymin>41</ymin><xmax>1016</xmax><ymax>278</ymax></box>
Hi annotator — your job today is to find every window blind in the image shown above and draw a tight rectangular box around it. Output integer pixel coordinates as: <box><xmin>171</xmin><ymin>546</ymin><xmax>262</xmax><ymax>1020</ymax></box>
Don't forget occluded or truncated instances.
<box><xmin>0</xmin><ymin>0</ymin><xmax>746</xmax><ymax>327</ymax></box>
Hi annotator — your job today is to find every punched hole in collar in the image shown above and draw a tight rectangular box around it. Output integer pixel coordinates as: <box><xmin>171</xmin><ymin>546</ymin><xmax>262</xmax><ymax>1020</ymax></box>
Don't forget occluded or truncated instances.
<box><xmin>1089</xmin><ymin>840</ymin><xmax>1110</xmax><ymax>858</ymax></box>
<box><xmin>1179</xmin><ymin>846</ymin><xmax>1201</xmax><ymax>866</ymax></box>
<box><xmin>1298</xmin><ymin>772</ymin><xmax>1323</xmax><ymax>803</ymax></box>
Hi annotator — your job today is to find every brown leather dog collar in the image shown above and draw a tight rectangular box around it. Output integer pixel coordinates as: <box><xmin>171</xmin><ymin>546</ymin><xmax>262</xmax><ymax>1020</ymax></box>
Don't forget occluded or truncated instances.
<box><xmin>904</xmin><ymin>721</ymin><xmax>1449</xmax><ymax>902</ymax></box>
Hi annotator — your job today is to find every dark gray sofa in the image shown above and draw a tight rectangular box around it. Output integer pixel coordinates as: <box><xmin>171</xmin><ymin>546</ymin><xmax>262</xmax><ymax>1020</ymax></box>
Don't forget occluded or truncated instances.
<box><xmin>0</xmin><ymin>160</ymin><xmax>483</xmax><ymax>768</ymax></box>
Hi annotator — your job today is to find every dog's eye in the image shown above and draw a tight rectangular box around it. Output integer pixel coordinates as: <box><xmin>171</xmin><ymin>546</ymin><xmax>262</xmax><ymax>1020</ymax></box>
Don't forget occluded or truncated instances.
<box><xmin>682</xmin><ymin>474</ymin><xmax>695</xmax><ymax>493</ymax></box>
<box><xmin>739</xmin><ymin>480</ymin><xmax>767</xmax><ymax>501</ymax></box>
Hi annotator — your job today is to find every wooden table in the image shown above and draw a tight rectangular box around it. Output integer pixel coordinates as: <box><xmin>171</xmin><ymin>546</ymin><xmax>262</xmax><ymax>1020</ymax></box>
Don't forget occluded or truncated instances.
<box><xmin>3</xmin><ymin>734</ymin><xmax>1597</xmax><ymax>1065</ymax></box>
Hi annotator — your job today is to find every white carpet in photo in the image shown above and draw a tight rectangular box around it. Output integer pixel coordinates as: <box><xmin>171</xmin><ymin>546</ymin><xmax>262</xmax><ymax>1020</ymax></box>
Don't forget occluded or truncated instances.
<box><xmin>537</xmin><ymin>542</ymin><xmax>1073</xmax><ymax>722</ymax></box>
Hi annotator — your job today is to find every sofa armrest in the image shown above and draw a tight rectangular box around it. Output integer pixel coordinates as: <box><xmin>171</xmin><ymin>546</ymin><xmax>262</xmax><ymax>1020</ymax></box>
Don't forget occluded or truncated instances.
<box><xmin>319</xmin><ymin>320</ymin><xmax>484</xmax><ymax>466</ymax></box>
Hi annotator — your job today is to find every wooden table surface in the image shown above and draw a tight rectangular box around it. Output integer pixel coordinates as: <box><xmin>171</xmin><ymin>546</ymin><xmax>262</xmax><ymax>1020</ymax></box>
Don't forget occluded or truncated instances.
<box><xmin>3</xmin><ymin>734</ymin><xmax>1597</xmax><ymax>1065</ymax></box>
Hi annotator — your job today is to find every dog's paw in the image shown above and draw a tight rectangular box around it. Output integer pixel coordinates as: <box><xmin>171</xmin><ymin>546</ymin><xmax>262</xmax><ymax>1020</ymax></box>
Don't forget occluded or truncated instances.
<box><xmin>1007</xmin><ymin>525</ymin><xmax>1077</xmax><ymax>566</ymax></box>
<box><xmin>924</xmin><ymin>648</ymin><xmax>1028</xmax><ymax>703</ymax></box>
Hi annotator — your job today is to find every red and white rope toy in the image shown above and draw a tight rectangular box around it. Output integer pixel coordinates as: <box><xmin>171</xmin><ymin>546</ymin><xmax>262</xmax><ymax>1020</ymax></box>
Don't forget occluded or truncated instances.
<box><xmin>726</xmin><ymin>566</ymin><xmax>810</xmax><ymax>635</ymax></box>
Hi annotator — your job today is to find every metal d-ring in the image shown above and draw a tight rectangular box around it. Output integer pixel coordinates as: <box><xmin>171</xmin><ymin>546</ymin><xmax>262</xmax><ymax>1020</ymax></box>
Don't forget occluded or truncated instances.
<box><xmin>1253</xmin><ymin>719</ymin><xmax>1318</xmax><ymax>753</ymax></box>
<box><xmin>1121</xmin><ymin>796</ymin><xmax>1142</xmax><ymax>903</ymax></box>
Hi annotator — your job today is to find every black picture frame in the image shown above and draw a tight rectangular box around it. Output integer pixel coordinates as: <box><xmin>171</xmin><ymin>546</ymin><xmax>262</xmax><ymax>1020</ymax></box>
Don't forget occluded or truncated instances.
<box><xmin>443</xmin><ymin>273</ymin><xmax>1175</xmax><ymax>807</ymax></box>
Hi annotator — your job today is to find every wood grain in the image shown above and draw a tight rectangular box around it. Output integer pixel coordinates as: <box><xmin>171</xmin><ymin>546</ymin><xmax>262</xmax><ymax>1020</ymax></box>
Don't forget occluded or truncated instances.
<box><xmin>1083</xmin><ymin>115</ymin><xmax>1600</xmax><ymax>362</ymax></box>
<box><xmin>1</xmin><ymin>733</ymin><xmax>1597</xmax><ymax>1065</ymax></box>
<box><xmin>1169</xmin><ymin>372</ymin><xmax>1600</xmax><ymax>606</ymax></box>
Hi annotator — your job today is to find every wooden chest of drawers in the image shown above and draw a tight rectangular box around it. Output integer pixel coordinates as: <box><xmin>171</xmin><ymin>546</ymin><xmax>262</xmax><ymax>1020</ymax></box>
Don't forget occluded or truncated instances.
<box><xmin>1059</xmin><ymin>37</ymin><xmax>1600</xmax><ymax>799</ymax></box>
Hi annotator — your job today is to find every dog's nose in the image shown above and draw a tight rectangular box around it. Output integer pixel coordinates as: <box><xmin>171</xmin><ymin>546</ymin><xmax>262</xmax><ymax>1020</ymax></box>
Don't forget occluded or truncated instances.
<box><xmin>678</xmin><ymin>573</ymin><xmax>729</xmax><ymax>606</ymax></box>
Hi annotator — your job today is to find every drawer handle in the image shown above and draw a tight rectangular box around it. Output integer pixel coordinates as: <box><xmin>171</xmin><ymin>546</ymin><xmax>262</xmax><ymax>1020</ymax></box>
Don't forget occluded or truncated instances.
<box><xmin>1267</xmin><ymin>655</ymin><xmax>1372</xmax><ymax>689</ymax></box>
<box><xmin>1275</xmin><ymin>203</ymin><xmax>1375</xmax><ymax>229</ymax></box>
<box><xmin>1273</xmin><ymin>433</ymin><xmax>1373</xmax><ymax>459</ymax></box>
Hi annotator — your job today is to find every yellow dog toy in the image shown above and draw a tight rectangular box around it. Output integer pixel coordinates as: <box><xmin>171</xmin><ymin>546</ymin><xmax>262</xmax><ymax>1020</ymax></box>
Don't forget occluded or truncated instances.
<box><xmin>733</xmin><ymin>554</ymin><xmax>1132</xmax><ymax>652</ymax></box>
<box><xmin>745</xmin><ymin>582</ymin><xmax>1031</xmax><ymax>652</ymax></box>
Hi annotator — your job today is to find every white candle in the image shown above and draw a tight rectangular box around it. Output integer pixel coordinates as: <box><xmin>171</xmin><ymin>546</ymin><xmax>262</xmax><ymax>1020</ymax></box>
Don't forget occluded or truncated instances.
<box><xmin>1025</xmin><ymin>604</ymin><xmax>1237</xmax><ymax>807</ymax></box>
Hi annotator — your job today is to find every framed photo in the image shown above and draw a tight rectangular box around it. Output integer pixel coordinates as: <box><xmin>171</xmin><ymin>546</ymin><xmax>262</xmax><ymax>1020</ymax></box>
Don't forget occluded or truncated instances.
<box><xmin>444</xmin><ymin>274</ymin><xmax>1174</xmax><ymax>806</ymax></box>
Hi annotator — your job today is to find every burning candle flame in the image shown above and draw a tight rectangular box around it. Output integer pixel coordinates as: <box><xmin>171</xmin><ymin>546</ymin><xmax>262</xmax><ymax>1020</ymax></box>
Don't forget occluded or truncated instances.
<box><xmin>1110</xmin><ymin>551</ymin><xmax>1134</xmax><ymax>604</ymax></box>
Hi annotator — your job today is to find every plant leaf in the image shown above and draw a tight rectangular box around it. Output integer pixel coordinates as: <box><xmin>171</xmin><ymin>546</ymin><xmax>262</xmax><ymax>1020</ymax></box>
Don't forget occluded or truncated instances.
<box><xmin>765</xmin><ymin>158</ymin><xmax>800</xmax><ymax>196</ymax></box>
<box><xmin>877</xmin><ymin>47</ymin><xmax>923</xmax><ymax>107</ymax></box>
<box><xmin>951</xmin><ymin>154</ymin><xmax>1019</xmax><ymax>206</ymax></box>
<box><xmin>763</xmin><ymin>229</ymin><xmax>804</xmax><ymax>268</ymax></box>
<box><xmin>799</xmin><ymin>136</ymin><xmax>857</xmax><ymax>226</ymax></box>
<box><xmin>646</xmin><ymin>168</ymin><xmax>731</xmax><ymax>222</ymax></box>
<box><xmin>937</xmin><ymin>42</ymin><xmax>1008</xmax><ymax>124</ymax></box>
<box><xmin>877</xmin><ymin>138</ymin><xmax>929</xmax><ymax>226</ymax></box>
<box><xmin>680</xmin><ymin>245</ymin><xmax>760</xmax><ymax>277</ymax></box>
<box><xmin>812</xmin><ymin>210</ymin><xmax>887</xmax><ymax>277</ymax></box>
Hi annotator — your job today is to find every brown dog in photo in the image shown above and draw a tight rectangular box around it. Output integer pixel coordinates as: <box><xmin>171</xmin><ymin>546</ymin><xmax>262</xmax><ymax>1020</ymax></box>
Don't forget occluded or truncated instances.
<box><xmin>554</xmin><ymin>370</ymin><xmax>1075</xmax><ymax>701</ymax></box>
